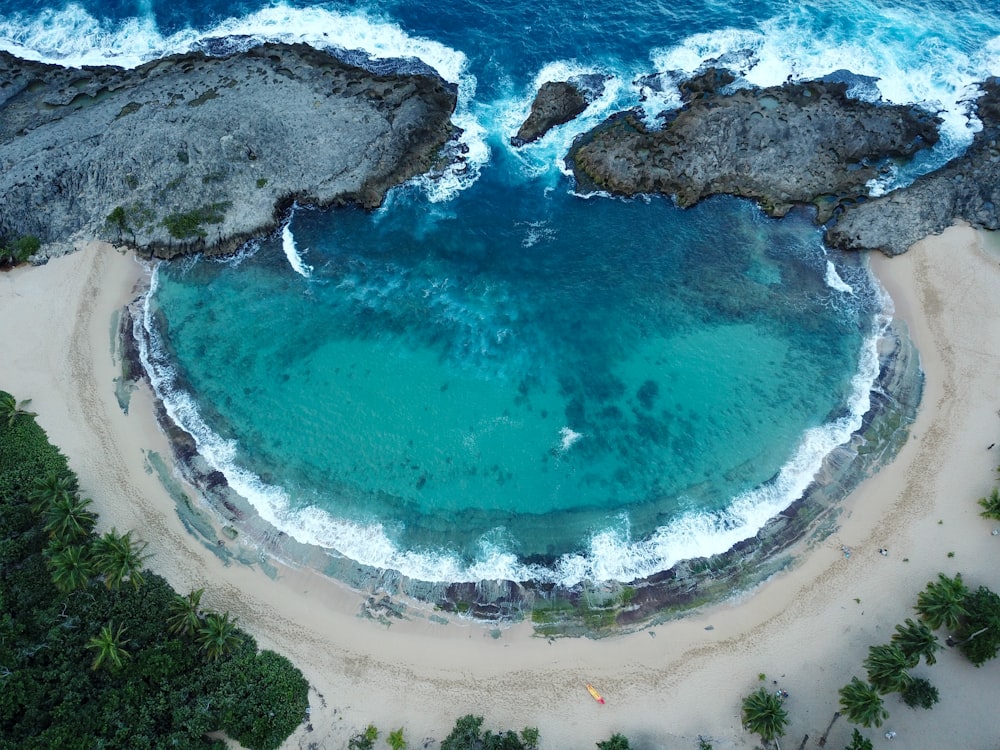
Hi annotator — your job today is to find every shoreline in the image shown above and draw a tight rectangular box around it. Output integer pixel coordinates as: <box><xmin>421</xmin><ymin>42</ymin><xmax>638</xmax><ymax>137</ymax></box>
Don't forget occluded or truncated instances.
<box><xmin>2</xmin><ymin>226</ymin><xmax>999</xmax><ymax>748</ymax></box>
<box><xmin>122</xmin><ymin>248</ymin><xmax>924</xmax><ymax>632</ymax></box>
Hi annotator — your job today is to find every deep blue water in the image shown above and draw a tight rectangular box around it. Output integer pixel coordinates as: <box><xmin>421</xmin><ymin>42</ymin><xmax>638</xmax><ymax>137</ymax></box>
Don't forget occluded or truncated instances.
<box><xmin>4</xmin><ymin>1</ymin><xmax>999</xmax><ymax>584</ymax></box>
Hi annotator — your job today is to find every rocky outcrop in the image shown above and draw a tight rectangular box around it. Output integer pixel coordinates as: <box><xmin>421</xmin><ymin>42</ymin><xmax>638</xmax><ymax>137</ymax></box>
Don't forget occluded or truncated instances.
<box><xmin>511</xmin><ymin>76</ymin><xmax>607</xmax><ymax>146</ymax></box>
<box><xmin>567</xmin><ymin>75</ymin><xmax>940</xmax><ymax>221</ymax></box>
<box><xmin>0</xmin><ymin>43</ymin><xmax>457</xmax><ymax>259</ymax></box>
<box><xmin>826</xmin><ymin>78</ymin><xmax>1000</xmax><ymax>255</ymax></box>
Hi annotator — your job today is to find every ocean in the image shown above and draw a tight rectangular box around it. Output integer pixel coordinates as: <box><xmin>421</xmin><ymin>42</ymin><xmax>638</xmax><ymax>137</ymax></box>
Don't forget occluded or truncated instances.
<box><xmin>4</xmin><ymin>0</ymin><xmax>999</xmax><ymax>586</ymax></box>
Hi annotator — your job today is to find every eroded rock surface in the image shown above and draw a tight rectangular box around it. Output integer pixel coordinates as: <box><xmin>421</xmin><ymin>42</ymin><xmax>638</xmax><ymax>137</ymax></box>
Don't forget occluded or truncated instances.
<box><xmin>827</xmin><ymin>78</ymin><xmax>1000</xmax><ymax>255</ymax></box>
<box><xmin>0</xmin><ymin>43</ymin><xmax>457</xmax><ymax>259</ymax></box>
<box><xmin>567</xmin><ymin>76</ymin><xmax>940</xmax><ymax>221</ymax></box>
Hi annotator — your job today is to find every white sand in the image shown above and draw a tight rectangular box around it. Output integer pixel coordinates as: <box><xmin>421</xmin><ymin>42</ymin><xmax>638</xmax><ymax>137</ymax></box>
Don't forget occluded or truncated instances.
<box><xmin>2</xmin><ymin>227</ymin><xmax>999</xmax><ymax>749</ymax></box>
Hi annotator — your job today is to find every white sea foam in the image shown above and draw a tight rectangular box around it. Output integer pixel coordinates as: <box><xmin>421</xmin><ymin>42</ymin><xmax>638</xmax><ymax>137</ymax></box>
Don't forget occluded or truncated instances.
<box><xmin>824</xmin><ymin>260</ymin><xmax>854</xmax><ymax>294</ymax></box>
<box><xmin>137</xmin><ymin>259</ymin><xmax>890</xmax><ymax>585</ymax></box>
<box><xmin>558</xmin><ymin>426</ymin><xmax>583</xmax><ymax>453</ymax></box>
<box><xmin>281</xmin><ymin>224</ymin><xmax>313</xmax><ymax>278</ymax></box>
<box><xmin>111</xmin><ymin>1</ymin><xmax>928</xmax><ymax>586</ymax></box>
<box><xmin>650</xmin><ymin>9</ymin><xmax>1000</xmax><ymax>180</ymax></box>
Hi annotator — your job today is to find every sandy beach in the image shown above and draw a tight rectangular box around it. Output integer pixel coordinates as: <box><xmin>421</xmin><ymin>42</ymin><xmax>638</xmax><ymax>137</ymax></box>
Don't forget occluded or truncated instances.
<box><xmin>2</xmin><ymin>225</ymin><xmax>999</xmax><ymax>750</ymax></box>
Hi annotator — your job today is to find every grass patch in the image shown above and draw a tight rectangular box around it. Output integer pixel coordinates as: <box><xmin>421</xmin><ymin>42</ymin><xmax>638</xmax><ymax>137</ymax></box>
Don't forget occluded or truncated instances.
<box><xmin>162</xmin><ymin>202</ymin><xmax>231</xmax><ymax>239</ymax></box>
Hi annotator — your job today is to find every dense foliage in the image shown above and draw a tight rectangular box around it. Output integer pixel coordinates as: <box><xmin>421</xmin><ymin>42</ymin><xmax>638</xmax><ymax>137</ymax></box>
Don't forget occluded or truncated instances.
<box><xmin>0</xmin><ymin>391</ymin><xmax>309</xmax><ymax>749</ymax></box>
<box><xmin>955</xmin><ymin>585</ymin><xmax>1000</xmax><ymax>666</ymax></box>
<box><xmin>740</xmin><ymin>687</ymin><xmax>788</xmax><ymax>745</ymax></box>
<box><xmin>845</xmin><ymin>728</ymin><xmax>873</xmax><ymax>750</ymax></box>
<box><xmin>439</xmin><ymin>715</ymin><xmax>540</xmax><ymax>750</ymax></box>
<box><xmin>0</xmin><ymin>234</ymin><xmax>41</xmax><ymax>266</ymax></box>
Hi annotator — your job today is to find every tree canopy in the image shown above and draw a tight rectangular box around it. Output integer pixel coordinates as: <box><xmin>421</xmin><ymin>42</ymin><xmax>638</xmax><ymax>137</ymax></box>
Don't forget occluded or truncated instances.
<box><xmin>0</xmin><ymin>390</ymin><xmax>308</xmax><ymax>750</ymax></box>
<box><xmin>741</xmin><ymin>687</ymin><xmax>789</xmax><ymax>745</ymax></box>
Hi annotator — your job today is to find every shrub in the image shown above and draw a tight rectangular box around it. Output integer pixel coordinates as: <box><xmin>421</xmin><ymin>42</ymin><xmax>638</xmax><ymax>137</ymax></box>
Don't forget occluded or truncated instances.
<box><xmin>162</xmin><ymin>202</ymin><xmax>231</xmax><ymax>239</ymax></box>
<box><xmin>901</xmin><ymin>677</ymin><xmax>939</xmax><ymax>710</ymax></box>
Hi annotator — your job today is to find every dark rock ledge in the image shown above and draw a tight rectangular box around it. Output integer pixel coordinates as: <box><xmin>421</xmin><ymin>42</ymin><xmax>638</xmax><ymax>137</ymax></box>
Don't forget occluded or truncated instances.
<box><xmin>565</xmin><ymin>68</ymin><xmax>1000</xmax><ymax>254</ymax></box>
<box><xmin>511</xmin><ymin>75</ymin><xmax>608</xmax><ymax>147</ymax></box>
<box><xmin>827</xmin><ymin>78</ymin><xmax>1000</xmax><ymax>255</ymax></box>
<box><xmin>0</xmin><ymin>43</ymin><xmax>458</xmax><ymax>259</ymax></box>
<box><xmin>567</xmin><ymin>70</ymin><xmax>941</xmax><ymax>223</ymax></box>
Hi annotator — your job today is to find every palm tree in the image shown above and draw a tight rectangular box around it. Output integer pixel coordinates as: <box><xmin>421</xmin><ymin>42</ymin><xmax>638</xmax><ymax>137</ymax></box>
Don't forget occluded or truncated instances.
<box><xmin>741</xmin><ymin>687</ymin><xmax>788</xmax><ymax>748</ymax></box>
<box><xmin>28</xmin><ymin>470</ymin><xmax>79</xmax><ymax>513</ymax></box>
<box><xmin>863</xmin><ymin>643</ymin><xmax>914</xmax><ymax>694</ymax></box>
<box><xmin>48</xmin><ymin>544</ymin><xmax>94</xmax><ymax>593</ymax></box>
<box><xmin>197</xmin><ymin>611</ymin><xmax>241</xmax><ymax>661</ymax></box>
<box><xmin>91</xmin><ymin>528</ymin><xmax>149</xmax><ymax>590</ymax></box>
<box><xmin>0</xmin><ymin>393</ymin><xmax>36</xmax><ymax>427</ymax></box>
<box><xmin>891</xmin><ymin>617</ymin><xmax>941</xmax><ymax>666</ymax></box>
<box><xmin>915</xmin><ymin>573</ymin><xmax>969</xmax><ymax>630</ymax></box>
<box><xmin>42</xmin><ymin>495</ymin><xmax>97</xmax><ymax>543</ymax></box>
<box><xmin>979</xmin><ymin>487</ymin><xmax>1000</xmax><ymax>521</ymax></box>
<box><xmin>838</xmin><ymin>677</ymin><xmax>888</xmax><ymax>728</ymax></box>
<box><xmin>166</xmin><ymin>588</ymin><xmax>205</xmax><ymax>638</ymax></box>
<box><xmin>86</xmin><ymin>622</ymin><xmax>131</xmax><ymax>671</ymax></box>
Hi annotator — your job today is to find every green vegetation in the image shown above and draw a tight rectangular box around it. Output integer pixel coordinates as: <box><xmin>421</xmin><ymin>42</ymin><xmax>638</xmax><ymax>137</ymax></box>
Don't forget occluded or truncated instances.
<box><xmin>890</xmin><ymin>617</ymin><xmax>941</xmax><ymax>666</ymax></box>
<box><xmin>595</xmin><ymin>734</ymin><xmax>631</xmax><ymax>750</ymax></box>
<box><xmin>862</xmin><ymin>643</ymin><xmax>913</xmax><ymax>694</ymax></box>
<box><xmin>901</xmin><ymin>676</ymin><xmax>939</xmax><ymax>710</ymax></box>
<box><xmin>348</xmin><ymin>724</ymin><xmax>379</xmax><ymax>750</ymax></box>
<box><xmin>915</xmin><ymin>572</ymin><xmax>968</xmax><ymax>630</ymax></box>
<box><xmin>0</xmin><ymin>389</ymin><xmax>308</xmax><ymax>749</ymax></box>
<box><xmin>105</xmin><ymin>202</ymin><xmax>156</xmax><ymax>244</ymax></box>
<box><xmin>0</xmin><ymin>234</ymin><xmax>41</xmax><ymax>266</ymax></box>
<box><xmin>162</xmin><ymin>201</ymin><xmax>231</xmax><ymax>239</ymax></box>
<box><xmin>954</xmin><ymin>585</ymin><xmax>1000</xmax><ymax>666</ymax></box>
<box><xmin>388</xmin><ymin>727</ymin><xmax>409</xmax><ymax>750</ymax></box>
<box><xmin>845</xmin><ymin>728</ymin><xmax>873</xmax><ymax>750</ymax></box>
<box><xmin>440</xmin><ymin>715</ymin><xmax>540</xmax><ymax>750</ymax></box>
<box><xmin>838</xmin><ymin>677</ymin><xmax>888</xmax><ymax>728</ymax></box>
<box><xmin>257</xmin><ymin>177</ymin><xmax>268</xmax><ymax>188</ymax></box>
<box><xmin>741</xmin><ymin>687</ymin><xmax>788</xmax><ymax>747</ymax></box>
<box><xmin>0</xmin><ymin>393</ymin><xmax>36</xmax><ymax>426</ymax></box>
<box><xmin>978</xmin><ymin>486</ymin><xmax>1000</xmax><ymax>520</ymax></box>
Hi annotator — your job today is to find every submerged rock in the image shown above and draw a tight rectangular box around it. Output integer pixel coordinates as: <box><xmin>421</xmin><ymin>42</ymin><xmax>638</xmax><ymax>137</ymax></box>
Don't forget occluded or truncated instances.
<box><xmin>567</xmin><ymin>76</ymin><xmax>940</xmax><ymax>221</ymax></box>
<box><xmin>826</xmin><ymin>77</ymin><xmax>1000</xmax><ymax>255</ymax></box>
<box><xmin>0</xmin><ymin>42</ymin><xmax>457</xmax><ymax>259</ymax></box>
<box><xmin>511</xmin><ymin>77</ymin><xmax>607</xmax><ymax>146</ymax></box>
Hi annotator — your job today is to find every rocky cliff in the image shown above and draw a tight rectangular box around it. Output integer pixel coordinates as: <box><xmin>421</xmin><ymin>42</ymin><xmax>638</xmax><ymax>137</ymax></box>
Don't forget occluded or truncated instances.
<box><xmin>0</xmin><ymin>43</ymin><xmax>457</xmax><ymax>259</ymax></box>
<box><xmin>567</xmin><ymin>73</ymin><xmax>941</xmax><ymax>222</ymax></box>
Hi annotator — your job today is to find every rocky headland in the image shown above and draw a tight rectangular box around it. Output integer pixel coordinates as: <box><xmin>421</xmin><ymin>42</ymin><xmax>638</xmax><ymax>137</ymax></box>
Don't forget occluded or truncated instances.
<box><xmin>562</xmin><ymin>68</ymin><xmax>1000</xmax><ymax>254</ymax></box>
<box><xmin>827</xmin><ymin>78</ymin><xmax>1000</xmax><ymax>255</ymax></box>
<box><xmin>0</xmin><ymin>43</ymin><xmax>457</xmax><ymax>259</ymax></box>
<box><xmin>567</xmin><ymin>70</ymin><xmax>941</xmax><ymax>222</ymax></box>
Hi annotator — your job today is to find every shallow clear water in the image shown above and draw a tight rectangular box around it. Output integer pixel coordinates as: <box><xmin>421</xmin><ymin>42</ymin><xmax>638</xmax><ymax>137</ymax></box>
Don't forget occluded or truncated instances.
<box><xmin>5</xmin><ymin>0</ymin><xmax>999</xmax><ymax>583</ymax></box>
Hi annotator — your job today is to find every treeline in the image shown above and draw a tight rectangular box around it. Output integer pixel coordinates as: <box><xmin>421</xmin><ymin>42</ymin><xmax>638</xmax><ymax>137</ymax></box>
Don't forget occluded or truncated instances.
<box><xmin>0</xmin><ymin>391</ymin><xmax>309</xmax><ymax>749</ymax></box>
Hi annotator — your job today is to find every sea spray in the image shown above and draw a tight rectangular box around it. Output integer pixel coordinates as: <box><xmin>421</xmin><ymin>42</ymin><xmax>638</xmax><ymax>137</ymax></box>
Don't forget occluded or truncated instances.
<box><xmin>281</xmin><ymin>224</ymin><xmax>313</xmax><ymax>278</ymax></box>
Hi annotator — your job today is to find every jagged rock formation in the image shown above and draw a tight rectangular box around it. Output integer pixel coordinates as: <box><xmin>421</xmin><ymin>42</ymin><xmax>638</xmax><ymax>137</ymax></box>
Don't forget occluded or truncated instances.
<box><xmin>0</xmin><ymin>43</ymin><xmax>457</xmax><ymax>259</ymax></box>
<box><xmin>827</xmin><ymin>78</ymin><xmax>1000</xmax><ymax>255</ymax></box>
<box><xmin>567</xmin><ymin>75</ymin><xmax>941</xmax><ymax>222</ymax></box>
<box><xmin>511</xmin><ymin>76</ymin><xmax>607</xmax><ymax>146</ymax></box>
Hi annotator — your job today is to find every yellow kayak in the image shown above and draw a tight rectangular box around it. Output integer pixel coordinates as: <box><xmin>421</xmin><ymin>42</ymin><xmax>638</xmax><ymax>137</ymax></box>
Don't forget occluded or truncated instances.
<box><xmin>586</xmin><ymin>683</ymin><xmax>605</xmax><ymax>704</ymax></box>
